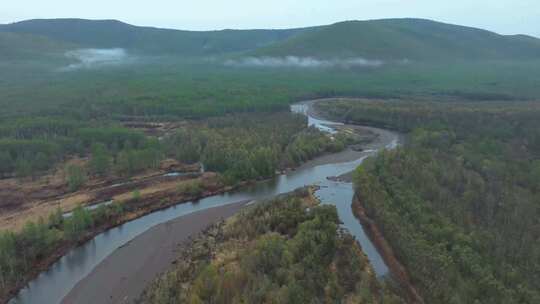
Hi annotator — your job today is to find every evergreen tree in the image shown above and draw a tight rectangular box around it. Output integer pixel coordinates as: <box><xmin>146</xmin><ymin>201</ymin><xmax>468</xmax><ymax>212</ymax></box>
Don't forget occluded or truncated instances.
<box><xmin>65</xmin><ymin>164</ymin><xmax>87</xmax><ymax>191</ymax></box>
<box><xmin>89</xmin><ymin>143</ymin><xmax>111</xmax><ymax>176</ymax></box>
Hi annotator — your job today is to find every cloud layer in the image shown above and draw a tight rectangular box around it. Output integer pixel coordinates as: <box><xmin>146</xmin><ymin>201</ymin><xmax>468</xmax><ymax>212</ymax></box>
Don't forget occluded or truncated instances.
<box><xmin>224</xmin><ymin>56</ymin><xmax>384</xmax><ymax>68</ymax></box>
<box><xmin>61</xmin><ymin>48</ymin><xmax>130</xmax><ymax>71</ymax></box>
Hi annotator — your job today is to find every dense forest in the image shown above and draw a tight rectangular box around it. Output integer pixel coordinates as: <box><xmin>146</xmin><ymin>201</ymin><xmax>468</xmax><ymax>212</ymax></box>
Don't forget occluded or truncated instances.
<box><xmin>139</xmin><ymin>188</ymin><xmax>405</xmax><ymax>303</ymax></box>
<box><xmin>3</xmin><ymin>59</ymin><xmax>540</xmax><ymax>121</ymax></box>
<box><xmin>166</xmin><ymin>113</ymin><xmax>351</xmax><ymax>182</ymax></box>
<box><xmin>3</xmin><ymin>54</ymin><xmax>539</xmax><ymax>182</ymax></box>
<box><xmin>0</xmin><ymin>112</ymin><xmax>349</xmax><ymax>301</ymax></box>
<box><xmin>3</xmin><ymin>15</ymin><xmax>540</xmax><ymax>304</ymax></box>
<box><xmin>0</xmin><ymin>112</ymin><xmax>347</xmax><ymax>183</ymax></box>
<box><xmin>0</xmin><ymin>117</ymin><xmax>154</xmax><ymax>178</ymax></box>
<box><xmin>315</xmin><ymin>100</ymin><xmax>540</xmax><ymax>303</ymax></box>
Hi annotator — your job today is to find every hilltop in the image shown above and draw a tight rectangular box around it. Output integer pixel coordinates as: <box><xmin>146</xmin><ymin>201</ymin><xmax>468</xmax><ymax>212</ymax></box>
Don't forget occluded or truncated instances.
<box><xmin>0</xmin><ymin>18</ymin><xmax>307</xmax><ymax>56</ymax></box>
<box><xmin>2</xmin><ymin>18</ymin><xmax>540</xmax><ymax>61</ymax></box>
<box><xmin>253</xmin><ymin>18</ymin><xmax>540</xmax><ymax>60</ymax></box>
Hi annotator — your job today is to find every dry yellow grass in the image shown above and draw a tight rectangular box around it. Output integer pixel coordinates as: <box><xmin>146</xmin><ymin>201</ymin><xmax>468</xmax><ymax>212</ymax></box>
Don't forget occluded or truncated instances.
<box><xmin>0</xmin><ymin>192</ymin><xmax>93</xmax><ymax>231</ymax></box>
<box><xmin>0</xmin><ymin>172</ymin><xmax>204</xmax><ymax>232</ymax></box>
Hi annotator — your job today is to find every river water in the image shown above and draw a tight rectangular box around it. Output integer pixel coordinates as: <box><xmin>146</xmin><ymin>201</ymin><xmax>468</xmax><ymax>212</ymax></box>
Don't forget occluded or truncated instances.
<box><xmin>10</xmin><ymin>101</ymin><xmax>398</xmax><ymax>304</ymax></box>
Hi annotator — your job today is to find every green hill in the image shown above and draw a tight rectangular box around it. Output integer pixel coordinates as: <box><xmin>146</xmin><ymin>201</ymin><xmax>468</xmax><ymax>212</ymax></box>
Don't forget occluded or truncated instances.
<box><xmin>0</xmin><ymin>31</ymin><xmax>74</xmax><ymax>60</ymax></box>
<box><xmin>2</xmin><ymin>18</ymin><xmax>540</xmax><ymax>61</ymax></box>
<box><xmin>253</xmin><ymin>19</ymin><xmax>540</xmax><ymax>61</ymax></box>
<box><xmin>0</xmin><ymin>19</ymin><xmax>309</xmax><ymax>56</ymax></box>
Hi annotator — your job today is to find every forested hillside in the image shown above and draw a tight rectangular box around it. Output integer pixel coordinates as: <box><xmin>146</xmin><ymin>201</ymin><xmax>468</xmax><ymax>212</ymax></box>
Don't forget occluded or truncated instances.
<box><xmin>253</xmin><ymin>19</ymin><xmax>540</xmax><ymax>60</ymax></box>
<box><xmin>0</xmin><ymin>32</ymin><xmax>74</xmax><ymax>60</ymax></box>
<box><xmin>140</xmin><ymin>188</ymin><xmax>405</xmax><ymax>303</ymax></box>
<box><xmin>2</xmin><ymin>18</ymin><xmax>540</xmax><ymax>123</ymax></box>
<box><xmin>316</xmin><ymin>100</ymin><xmax>540</xmax><ymax>303</ymax></box>
<box><xmin>0</xmin><ymin>19</ymin><xmax>308</xmax><ymax>56</ymax></box>
<box><xmin>3</xmin><ymin>18</ymin><xmax>540</xmax><ymax>60</ymax></box>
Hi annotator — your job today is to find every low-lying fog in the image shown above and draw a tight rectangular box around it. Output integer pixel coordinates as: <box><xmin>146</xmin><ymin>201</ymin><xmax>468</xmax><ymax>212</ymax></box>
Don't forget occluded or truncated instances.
<box><xmin>57</xmin><ymin>51</ymin><xmax>392</xmax><ymax>72</ymax></box>
<box><xmin>60</xmin><ymin>48</ymin><xmax>132</xmax><ymax>71</ymax></box>
<box><xmin>224</xmin><ymin>56</ymin><xmax>384</xmax><ymax>68</ymax></box>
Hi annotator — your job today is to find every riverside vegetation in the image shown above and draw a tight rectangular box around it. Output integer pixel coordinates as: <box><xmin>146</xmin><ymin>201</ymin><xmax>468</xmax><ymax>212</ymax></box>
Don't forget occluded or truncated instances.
<box><xmin>139</xmin><ymin>188</ymin><xmax>406</xmax><ymax>304</ymax></box>
<box><xmin>3</xmin><ymin>16</ymin><xmax>540</xmax><ymax>304</ymax></box>
<box><xmin>0</xmin><ymin>113</ymin><xmax>349</xmax><ymax>182</ymax></box>
<box><xmin>0</xmin><ymin>112</ymin><xmax>355</xmax><ymax>301</ymax></box>
<box><xmin>314</xmin><ymin>100</ymin><xmax>540</xmax><ymax>303</ymax></box>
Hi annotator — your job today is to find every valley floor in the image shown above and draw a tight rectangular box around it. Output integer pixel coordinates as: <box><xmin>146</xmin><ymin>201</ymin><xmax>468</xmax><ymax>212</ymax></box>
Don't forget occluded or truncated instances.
<box><xmin>52</xmin><ymin>123</ymin><xmax>384</xmax><ymax>303</ymax></box>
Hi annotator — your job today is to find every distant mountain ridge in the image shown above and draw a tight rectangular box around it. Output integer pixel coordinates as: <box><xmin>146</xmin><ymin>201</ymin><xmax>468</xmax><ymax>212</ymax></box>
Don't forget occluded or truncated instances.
<box><xmin>253</xmin><ymin>19</ymin><xmax>540</xmax><ymax>60</ymax></box>
<box><xmin>0</xmin><ymin>18</ymin><xmax>310</xmax><ymax>56</ymax></box>
<box><xmin>1</xmin><ymin>18</ymin><xmax>540</xmax><ymax>61</ymax></box>
<box><xmin>0</xmin><ymin>31</ymin><xmax>75</xmax><ymax>60</ymax></box>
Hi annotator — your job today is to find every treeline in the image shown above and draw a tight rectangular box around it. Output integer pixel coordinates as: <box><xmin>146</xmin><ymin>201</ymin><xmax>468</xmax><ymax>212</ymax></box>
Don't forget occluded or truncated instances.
<box><xmin>164</xmin><ymin>113</ymin><xmax>347</xmax><ymax>184</ymax></box>
<box><xmin>317</xmin><ymin>99</ymin><xmax>540</xmax><ymax>144</ymax></box>
<box><xmin>0</xmin><ymin>111</ymin><xmax>347</xmax><ymax>187</ymax></box>
<box><xmin>0</xmin><ymin>203</ymin><xmax>125</xmax><ymax>300</ymax></box>
<box><xmin>0</xmin><ymin>116</ymin><xmax>163</xmax><ymax>179</ymax></box>
<box><xmin>140</xmin><ymin>188</ymin><xmax>405</xmax><ymax>303</ymax></box>
<box><xmin>4</xmin><ymin>59</ymin><xmax>540</xmax><ymax>122</ymax></box>
<box><xmin>340</xmin><ymin>100</ymin><xmax>540</xmax><ymax>303</ymax></box>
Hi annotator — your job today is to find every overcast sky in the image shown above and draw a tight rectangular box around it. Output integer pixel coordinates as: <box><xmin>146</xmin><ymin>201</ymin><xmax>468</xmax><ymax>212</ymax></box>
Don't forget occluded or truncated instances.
<box><xmin>2</xmin><ymin>0</ymin><xmax>539</xmax><ymax>37</ymax></box>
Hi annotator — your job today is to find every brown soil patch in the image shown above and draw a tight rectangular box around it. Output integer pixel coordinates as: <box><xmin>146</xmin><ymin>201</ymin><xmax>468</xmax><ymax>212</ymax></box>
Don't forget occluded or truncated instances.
<box><xmin>0</xmin><ymin>157</ymin><xmax>202</xmax><ymax>232</ymax></box>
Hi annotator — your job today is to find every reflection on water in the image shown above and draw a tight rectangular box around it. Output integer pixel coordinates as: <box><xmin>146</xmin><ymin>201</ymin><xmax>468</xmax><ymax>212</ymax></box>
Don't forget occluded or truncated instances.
<box><xmin>10</xmin><ymin>102</ymin><xmax>397</xmax><ymax>304</ymax></box>
<box><xmin>317</xmin><ymin>180</ymin><xmax>388</xmax><ymax>274</ymax></box>
<box><xmin>291</xmin><ymin>103</ymin><xmax>343</xmax><ymax>134</ymax></box>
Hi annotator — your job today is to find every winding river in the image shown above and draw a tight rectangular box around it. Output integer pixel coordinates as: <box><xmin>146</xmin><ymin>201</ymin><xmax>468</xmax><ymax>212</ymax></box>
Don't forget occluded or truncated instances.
<box><xmin>10</xmin><ymin>100</ymin><xmax>399</xmax><ymax>304</ymax></box>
